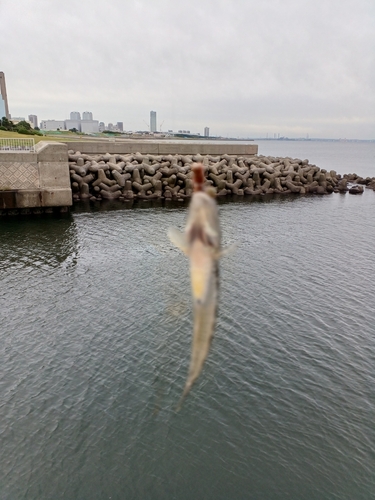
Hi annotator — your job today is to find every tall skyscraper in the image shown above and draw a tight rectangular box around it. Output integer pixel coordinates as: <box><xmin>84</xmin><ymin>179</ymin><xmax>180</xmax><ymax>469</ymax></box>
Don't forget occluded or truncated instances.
<box><xmin>82</xmin><ymin>111</ymin><xmax>93</xmax><ymax>120</ymax></box>
<box><xmin>0</xmin><ymin>71</ymin><xmax>10</xmax><ymax>119</ymax></box>
<box><xmin>150</xmin><ymin>111</ymin><xmax>157</xmax><ymax>132</ymax></box>
<box><xmin>204</xmin><ymin>127</ymin><xmax>209</xmax><ymax>137</ymax></box>
<box><xmin>28</xmin><ymin>114</ymin><xmax>38</xmax><ymax>128</ymax></box>
<box><xmin>70</xmin><ymin>111</ymin><xmax>81</xmax><ymax>120</ymax></box>
<box><xmin>0</xmin><ymin>96</ymin><xmax>5</xmax><ymax>121</ymax></box>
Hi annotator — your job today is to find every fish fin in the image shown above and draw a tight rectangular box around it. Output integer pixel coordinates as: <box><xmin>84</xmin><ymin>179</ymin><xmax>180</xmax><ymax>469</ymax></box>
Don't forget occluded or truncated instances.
<box><xmin>217</xmin><ymin>243</ymin><xmax>237</xmax><ymax>258</ymax></box>
<box><xmin>168</xmin><ymin>227</ymin><xmax>189</xmax><ymax>254</ymax></box>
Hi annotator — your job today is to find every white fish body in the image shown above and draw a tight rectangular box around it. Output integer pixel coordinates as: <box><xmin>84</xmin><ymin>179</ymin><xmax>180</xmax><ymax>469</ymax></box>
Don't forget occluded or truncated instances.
<box><xmin>169</xmin><ymin>187</ymin><xmax>221</xmax><ymax>405</ymax></box>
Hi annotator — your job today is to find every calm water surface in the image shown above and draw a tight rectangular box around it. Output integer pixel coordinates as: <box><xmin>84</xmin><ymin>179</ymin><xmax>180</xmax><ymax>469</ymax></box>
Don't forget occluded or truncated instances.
<box><xmin>1</xmin><ymin>142</ymin><xmax>375</xmax><ymax>499</ymax></box>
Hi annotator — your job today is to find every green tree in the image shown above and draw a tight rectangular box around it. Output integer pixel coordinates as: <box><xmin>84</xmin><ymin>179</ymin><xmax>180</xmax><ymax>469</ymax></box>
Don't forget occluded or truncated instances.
<box><xmin>15</xmin><ymin>120</ymin><xmax>32</xmax><ymax>131</ymax></box>
<box><xmin>0</xmin><ymin>117</ymin><xmax>15</xmax><ymax>130</ymax></box>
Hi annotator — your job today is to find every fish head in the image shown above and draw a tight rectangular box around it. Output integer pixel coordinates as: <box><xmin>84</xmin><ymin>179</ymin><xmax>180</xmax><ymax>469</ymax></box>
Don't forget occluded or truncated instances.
<box><xmin>186</xmin><ymin>191</ymin><xmax>221</xmax><ymax>250</ymax></box>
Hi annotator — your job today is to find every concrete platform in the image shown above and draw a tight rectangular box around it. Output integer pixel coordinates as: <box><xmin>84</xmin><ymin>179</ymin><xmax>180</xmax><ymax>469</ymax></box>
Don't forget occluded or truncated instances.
<box><xmin>0</xmin><ymin>141</ymin><xmax>72</xmax><ymax>210</ymax></box>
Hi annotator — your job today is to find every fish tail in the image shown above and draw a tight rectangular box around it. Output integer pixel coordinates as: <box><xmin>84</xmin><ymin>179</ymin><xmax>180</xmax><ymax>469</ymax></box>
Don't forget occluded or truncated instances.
<box><xmin>175</xmin><ymin>381</ymin><xmax>193</xmax><ymax>412</ymax></box>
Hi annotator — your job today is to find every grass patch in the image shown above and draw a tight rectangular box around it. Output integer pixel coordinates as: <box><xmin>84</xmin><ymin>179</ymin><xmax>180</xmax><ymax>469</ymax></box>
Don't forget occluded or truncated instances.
<box><xmin>0</xmin><ymin>130</ymin><xmax>84</xmax><ymax>143</ymax></box>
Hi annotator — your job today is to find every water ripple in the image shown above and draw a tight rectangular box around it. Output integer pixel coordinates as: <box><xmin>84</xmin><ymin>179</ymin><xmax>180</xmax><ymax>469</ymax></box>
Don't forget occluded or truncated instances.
<box><xmin>1</xmin><ymin>188</ymin><xmax>375</xmax><ymax>499</ymax></box>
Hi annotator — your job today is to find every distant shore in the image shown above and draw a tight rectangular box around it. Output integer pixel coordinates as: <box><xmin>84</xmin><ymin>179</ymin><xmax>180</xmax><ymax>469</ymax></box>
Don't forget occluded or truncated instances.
<box><xmin>1</xmin><ymin>130</ymin><xmax>373</xmax><ymax>145</ymax></box>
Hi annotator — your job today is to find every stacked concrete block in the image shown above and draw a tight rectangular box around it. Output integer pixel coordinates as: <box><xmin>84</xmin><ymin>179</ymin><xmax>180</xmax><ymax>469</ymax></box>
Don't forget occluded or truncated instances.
<box><xmin>68</xmin><ymin>151</ymin><xmax>374</xmax><ymax>202</ymax></box>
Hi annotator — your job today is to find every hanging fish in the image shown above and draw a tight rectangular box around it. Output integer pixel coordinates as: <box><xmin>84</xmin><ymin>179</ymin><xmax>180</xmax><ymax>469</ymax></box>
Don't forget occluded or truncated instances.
<box><xmin>168</xmin><ymin>163</ymin><xmax>221</xmax><ymax>407</ymax></box>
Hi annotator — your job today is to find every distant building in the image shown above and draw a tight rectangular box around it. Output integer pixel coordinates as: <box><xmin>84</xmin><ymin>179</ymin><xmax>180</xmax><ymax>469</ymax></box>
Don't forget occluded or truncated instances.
<box><xmin>65</xmin><ymin>119</ymin><xmax>81</xmax><ymax>131</ymax></box>
<box><xmin>66</xmin><ymin>111</ymin><xmax>98</xmax><ymax>132</ymax></box>
<box><xmin>150</xmin><ymin>111</ymin><xmax>157</xmax><ymax>132</ymax></box>
<box><xmin>204</xmin><ymin>127</ymin><xmax>209</xmax><ymax>137</ymax></box>
<box><xmin>28</xmin><ymin>114</ymin><xmax>38</xmax><ymax>128</ymax></box>
<box><xmin>40</xmin><ymin>120</ymin><xmax>65</xmax><ymax>131</ymax></box>
<box><xmin>39</xmin><ymin>111</ymin><xmax>100</xmax><ymax>133</ymax></box>
<box><xmin>116</xmin><ymin>122</ymin><xmax>123</xmax><ymax>132</ymax></box>
<box><xmin>99</xmin><ymin>122</ymin><xmax>105</xmax><ymax>132</ymax></box>
<box><xmin>81</xmin><ymin>120</ymin><xmax>99</xmax><ymax>133</ymax></box>
<box><xmin>0</xmin><ymin>71</ymin><xmax>10</xmax><ymax>119</ymax></box>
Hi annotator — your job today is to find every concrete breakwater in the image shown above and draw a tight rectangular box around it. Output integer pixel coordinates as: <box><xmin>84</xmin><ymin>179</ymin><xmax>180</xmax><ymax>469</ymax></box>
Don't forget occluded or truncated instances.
<box><xmin>1</xmin><ymin>140</ymin><xmax>373</xmax><ymax>216</ymax></box>
<box><xmin>68</xmin><ymin>150</ymin><xmax>375</xmax><ymax>202</ymax></box>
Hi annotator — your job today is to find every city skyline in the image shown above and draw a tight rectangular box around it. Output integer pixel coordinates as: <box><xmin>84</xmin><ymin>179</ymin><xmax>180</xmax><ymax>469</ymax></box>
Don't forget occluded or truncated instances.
<box><xmin>1</xmin><ymin>0</ymin><xmax>374</xmax><ymax>140</ymax></box>
<box><xmin>2</xmin><ymin>75</ymin><xmax>374</xmax><ymax>138</ymax></box>
<box><xmin>14</xmin><ymin>103</ymin><xmax>209</xmax><ymax>135</ymax></box>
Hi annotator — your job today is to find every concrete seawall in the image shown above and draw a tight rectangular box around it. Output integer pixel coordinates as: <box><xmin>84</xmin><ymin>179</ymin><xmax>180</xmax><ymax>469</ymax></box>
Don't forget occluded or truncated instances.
<box><xmin>64</xmin><ymin>141</ymin><xmax>258</xmax><ymax>156</ymax></box>
<box><xmin>0</xmin><ymin>141</ymin><xmax>72</xmax><ymax>212</ymax></box>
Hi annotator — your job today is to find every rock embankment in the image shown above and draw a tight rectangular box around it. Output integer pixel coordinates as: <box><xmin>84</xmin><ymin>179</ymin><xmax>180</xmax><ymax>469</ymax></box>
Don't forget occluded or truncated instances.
<box><xmin>68</xmin><ymin>150</ymin><xmax>375</xmax><ymax>202</ymax></box>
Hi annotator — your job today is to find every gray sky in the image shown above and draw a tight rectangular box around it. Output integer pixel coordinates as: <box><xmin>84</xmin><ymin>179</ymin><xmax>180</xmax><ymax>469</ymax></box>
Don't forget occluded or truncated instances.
<box><xmin>2</xmin><ymin>0</ymin><xmax>374</xmax><ymax>139</ymax></box>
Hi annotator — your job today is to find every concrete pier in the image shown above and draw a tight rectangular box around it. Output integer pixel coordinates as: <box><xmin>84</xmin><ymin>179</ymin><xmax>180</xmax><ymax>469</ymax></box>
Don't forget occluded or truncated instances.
<box><xmin>0</xmin><ymin>141</ymin><xmax>72</xmax><ymax>211</ymax></box>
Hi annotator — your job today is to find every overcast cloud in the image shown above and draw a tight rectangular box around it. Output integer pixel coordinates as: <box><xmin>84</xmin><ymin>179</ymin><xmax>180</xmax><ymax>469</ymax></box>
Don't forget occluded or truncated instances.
<box><xmin>1</xmin><ymin>0</ymin><xmax>374</xmax><ymax>138</ymax></box>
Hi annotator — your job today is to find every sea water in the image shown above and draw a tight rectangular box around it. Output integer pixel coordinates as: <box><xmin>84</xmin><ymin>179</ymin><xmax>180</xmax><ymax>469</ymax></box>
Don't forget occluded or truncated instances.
<box><xmin>1</xmin><ymin>141</ymin><xmax>375</xmax><ymax>499</ymax></box>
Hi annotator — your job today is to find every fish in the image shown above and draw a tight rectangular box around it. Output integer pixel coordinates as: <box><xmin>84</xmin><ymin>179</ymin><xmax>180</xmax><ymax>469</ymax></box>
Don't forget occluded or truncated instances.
<box><xmin>168</xmin><ymin>163</ymin><xmax>221</xmax><ymax>407</ymax></box>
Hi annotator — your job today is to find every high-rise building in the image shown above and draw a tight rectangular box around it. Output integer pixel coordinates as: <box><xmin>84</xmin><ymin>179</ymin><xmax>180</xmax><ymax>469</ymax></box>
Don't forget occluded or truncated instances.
<box><xmin>116</xmin><ymin>122</ymin><xmax>123</xmax><ymax>132</ymax></box>
<box><xmin>0</xmin><ymin>71</ymin><xmax>10</xmax><ymax>119</ymax></box>
<box><xmin>204</xmin><ymin>127</ymin><xmax>209</xmax><ymax>137</ymax></box>
<box><xmin>28</xmin><ymin>114</ymin><xmax>38</xmax><ymax>128</ymax></box>
<box><xmin>150</xmin><ymin>111</ymin><xmax>157</xmax><ymax>132</ymax></box>
<box><xmin>66</xmin><ymin>111</ymin><xmax>98</xmax><ymax>133</ymax></box>
<box><xmin>0</xmin><ymin>98</ymin><xmax>6</xmax><ymax>121</ymax></box>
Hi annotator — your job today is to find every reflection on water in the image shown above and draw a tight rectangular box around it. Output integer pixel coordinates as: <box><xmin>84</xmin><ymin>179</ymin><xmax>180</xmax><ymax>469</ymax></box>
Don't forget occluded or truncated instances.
<box><xmin>71</xmin><ymin>191</ymin><xmax>305</xmax><ymax>215</ymax></box>
<box><xmin>0</xmin><ymin>214</ymin><xmax>79</xmax><ymax>271</ymax></box>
